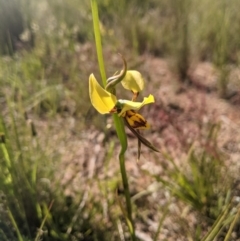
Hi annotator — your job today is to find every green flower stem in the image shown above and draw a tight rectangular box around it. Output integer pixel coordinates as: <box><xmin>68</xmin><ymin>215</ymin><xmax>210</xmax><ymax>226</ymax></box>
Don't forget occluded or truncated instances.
<box><xmin>90</xmin><ymin>0</ymin><xmax>106</xmax><ymax>86</ymax></box>
<box><xmin>113</xmin><ymin>114</ymin><xmax>135</xmax><ymax>238</ymax></box>
<box><xmin>90</xmin><ymin>1</ymin><xmax>135</xmax><ymax>240</ymax></box>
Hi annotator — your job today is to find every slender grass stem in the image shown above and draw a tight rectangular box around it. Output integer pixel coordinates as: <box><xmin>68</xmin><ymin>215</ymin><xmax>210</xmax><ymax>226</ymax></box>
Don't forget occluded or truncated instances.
<box><xmin>7</xmin><ymin>207</ymin><xmax>24</xmax><ymax>241</ymax></box>
<box><xmin>34</xmin><ymin>200</ymin><xmax>54</xmax><ymax>241</ymax></box>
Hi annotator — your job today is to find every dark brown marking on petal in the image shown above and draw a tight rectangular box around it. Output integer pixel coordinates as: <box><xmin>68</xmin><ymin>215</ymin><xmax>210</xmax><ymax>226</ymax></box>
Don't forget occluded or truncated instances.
<box><xmin>133</xmin><ymin>119</ymin><xmax>147</xmax><ymax>129</ymax></box>
<box><xmin>126</xmin><ymin>110</ymin><xmax>136</xmax><ymax>117</ymax></box>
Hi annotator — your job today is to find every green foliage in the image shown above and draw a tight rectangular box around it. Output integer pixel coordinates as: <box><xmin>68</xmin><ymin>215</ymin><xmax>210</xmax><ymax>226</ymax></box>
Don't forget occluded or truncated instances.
<box><xmin>95</xmin><ymin>0</ymin><xmax>240</xmax><ymax>89</ymax></box>
<box><xmin>0</xmin><ymin>110</ymin><xmax>45</xmax><ymax>240</ymax></box>
<box><xmin>47</xmin><ymin>0</ymin><xmax>93</xmax><ymax>44</ymax></box>
<box><xmin>0</xmin><ymin>107</ymin><xmax>120</xmax><ymax>241</ymax></box>
<box><xmin>151</xmin><ymin>124</ymin><xmax>240</xmax><ymax>240</ymax></box>
<box><xmin>201</xmin><ymin>201</ymin><xmax>240</xmax><ymax>241</ymax></box>
<box><xmin>155</xmin><ymin>124</ymin><xmax>232</xmax><ymax>219</ymax></box>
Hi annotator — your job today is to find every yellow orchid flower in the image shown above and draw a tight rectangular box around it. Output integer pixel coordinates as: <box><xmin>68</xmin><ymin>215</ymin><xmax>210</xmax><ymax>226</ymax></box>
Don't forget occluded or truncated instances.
<box><xmin>89</xmin><ymin>73</ymin><xmax>154</xmax><ymax>126</ymax></box>
<box><xmin>89</xmin><ymin>58</ymin><xmax>159</xmax><ymax>154</ymax></box>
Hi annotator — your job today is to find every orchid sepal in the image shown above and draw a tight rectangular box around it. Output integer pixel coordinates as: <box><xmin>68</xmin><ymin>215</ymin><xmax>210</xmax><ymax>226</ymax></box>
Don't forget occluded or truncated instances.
<box><xmin>89</xmin><ymin>73</ymin><xmax>117</xmax><ymax>114</ymax></box>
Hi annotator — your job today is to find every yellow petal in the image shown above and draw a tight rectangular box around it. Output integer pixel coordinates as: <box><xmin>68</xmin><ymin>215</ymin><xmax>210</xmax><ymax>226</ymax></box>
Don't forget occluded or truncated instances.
<box><xmin>118</xmin><ymin>94</ymin><xmax>155</xmax><ymax>116</ymax></box>
<box><xmin>89</xmin><ymin>74</ymin><xmax>117</xmax><ymax>114</ymax></box>
<box><xmin>121</xmin><ymin>70</ymin><xmax>145</xmax><ymax>93</ymax></box>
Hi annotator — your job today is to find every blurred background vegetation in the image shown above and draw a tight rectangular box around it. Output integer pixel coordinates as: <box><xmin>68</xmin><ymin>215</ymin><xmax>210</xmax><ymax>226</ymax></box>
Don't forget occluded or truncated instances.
<box><xmin>0</xmin><ymin>0</ymin><xmax>240</xmax><ymax>240</ymax></box>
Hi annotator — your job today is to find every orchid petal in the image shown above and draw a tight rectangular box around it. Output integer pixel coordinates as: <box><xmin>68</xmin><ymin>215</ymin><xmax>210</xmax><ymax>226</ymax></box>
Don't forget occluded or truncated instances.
<box><xmin>118</xmin><ymin>94</ymin><xmax>154</xmax><ymax>116</ymax></box>
<box><xmin>89</xmin><ymin>74</ymin><xmax>117</xmax><ymax>114</ymax></box>
<box><xmin>121</xmin><ymin>70</ymin><xmax>145</xmax><ymax>93</ymax></box>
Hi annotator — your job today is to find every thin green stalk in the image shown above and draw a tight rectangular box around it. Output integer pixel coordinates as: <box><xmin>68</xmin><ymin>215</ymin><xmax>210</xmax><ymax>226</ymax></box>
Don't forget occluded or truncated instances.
<box><xmin>34</xmin><ymin>200</ymin><xmax>54</xmax><ymax>241</ymax></box>
<box><xmin>202</xmin><ymin>202</ymin><xmax>231</xmax><ymax>241</ymax></box>
<box><xmin>91</xmin><ymin>0</ymin><xmax>107</xmax><ymax>86</ymax></box>
<box><xmin>90</xmin><ymin>1</ymin><xmax>135</xmax><ymax>239</ymax></box>
<box><xmin>1</xmin><ymin>107</ymin><xmax>34</xmax><ymax>238</ymax></box>
<box><xmin>7</xmin><ymin>207</ymin><xmax>24</xmax><ymax>241</ymax></box>
<box><xmin>223</xmin><ymin>206</ymin><xmax>240</xmax><ymax>241</ymax></box>
<box><xmin>113</xmin><ymin>114</ymin><xmax>135</xmax><ymax>236</ymax></box>
<box><xmin>154</xmin><ymin>201</ymin><xmax>171</xmax><ymax>241</ymax></box>
<box><xmin>0</xmin><ymin>138</ymin><xmax>11</xmax><ymax>168</ymax></box>
<box><xmin>0</xmin><ymin>116</ymin><xmax>12</xmax><ymax>184</ymax></box>
<box><xmin>0</xmin><ymin>139</ymin><xmax>12</xmax><ymax>184</ymax></box>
